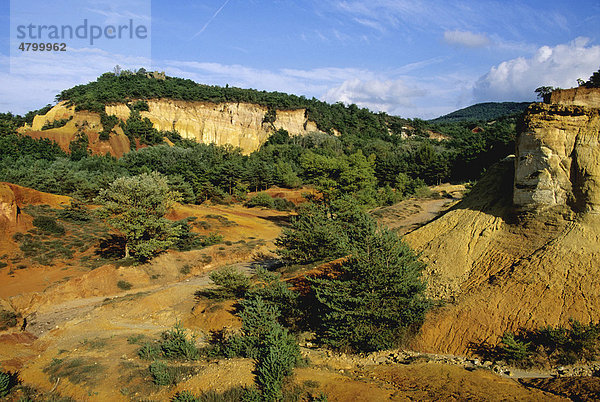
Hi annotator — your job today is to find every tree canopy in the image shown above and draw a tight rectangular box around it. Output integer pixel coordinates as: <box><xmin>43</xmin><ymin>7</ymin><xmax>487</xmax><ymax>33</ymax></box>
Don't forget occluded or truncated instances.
<box><xmin>96</xmin><ymin>172</ymin><xmax>180</xmax><ymax>260</ymax></box>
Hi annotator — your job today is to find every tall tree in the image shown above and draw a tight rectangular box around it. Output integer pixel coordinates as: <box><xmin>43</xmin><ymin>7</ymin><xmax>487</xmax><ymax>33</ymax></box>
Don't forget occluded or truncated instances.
<box><xmin>96</xmin><ymin>172</ymin><xmax>180</xmax><ymax>260</ymax></box>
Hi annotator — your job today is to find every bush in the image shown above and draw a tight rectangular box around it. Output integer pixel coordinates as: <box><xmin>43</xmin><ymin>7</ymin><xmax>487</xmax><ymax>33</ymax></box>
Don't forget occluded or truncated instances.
<box><xmin>499</xmin><ymin>332</ymin><xmax>532</xmax><ymax>365</ymax></box>
<box><xmin>172</xmin><ymin>390</ymin><xmax>199</xmax><ymax>402</ymax></box>
<box><xmin>138</xmin><ymin>323</ymin><xmax>199</xmax><ymax>361</ymax></box>
<box><xmin>117</xmin><ymin>280</ymin><xmax>133</xmax><ymax>290</ymax></box>
<box><xmin>245</xmin><ymin>193</ymin><xmax>274</xmax><ymax>209</ymax></box>
<box><xmin>272</xmin><ymin>197</ymin><xmax>295</xmax><ymax>211</ymax></box>
<box><xmin>493</xmin><ymin>320</ymin><xmax>600</xmax><ymax>367</ymax></box>
<box><xmin>254</xmin><ymin>325</ymin><xmax>300</xmax><ymax>401</ymax></box>
<box><xmin>275</xmin><ymin>202</ymin><xmax>350</xmax><ymax>264</ymax></box>
<box><xmin>149</xmin><ymin>360</ymin><xmax>173</xmax><ymax>386</ymax></box>
<box><xmin>160</xmin><ymin>323</ymin><xmax>200</xmax><ymax>360</ymax></box>
<box><xmin>138</xmin><ymin>342</ymin><xmax>161</xmax><ymax>360</ymax></box>
<box><xmin>0</xmin><ymin>309</ymin><xmax>17</xmax><ymax>330</ymax></box>
<box><xmin>207</xmin><ymin>266</ymin><xmax>251</xmax><ymax>299</ymax></box>
<box><xmin>0</xmin><ymin>368</ymin><xmax>11</xmax><ymax>397</ymax></box>
<box><xmin>32</xmin><ymin>215</ymin><xmax>65</xmax><ymax>235</ymax></box>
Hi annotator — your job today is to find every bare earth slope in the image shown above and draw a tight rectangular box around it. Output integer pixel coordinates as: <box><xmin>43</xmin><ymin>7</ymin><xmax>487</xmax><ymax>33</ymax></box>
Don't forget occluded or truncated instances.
<box><xmin>405</xmin><ymin>96</ymin><xmax>600</xmax><ymax>355</ymax></box>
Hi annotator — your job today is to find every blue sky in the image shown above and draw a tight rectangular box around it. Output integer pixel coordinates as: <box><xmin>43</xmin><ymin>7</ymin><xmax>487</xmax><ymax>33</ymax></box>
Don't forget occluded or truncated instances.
<box><xmin>1</xmin><ymin>0</ymin><xmax>599</xmax><ymax>118</ymax></box>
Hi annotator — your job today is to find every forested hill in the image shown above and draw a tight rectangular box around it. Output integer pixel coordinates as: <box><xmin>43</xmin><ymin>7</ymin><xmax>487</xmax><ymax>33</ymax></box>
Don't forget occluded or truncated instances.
<box><xmin>57</xmin><ymin>70</ymin><xmax>408</xmax><ymax>140</ymax></box>
<box><xmin>430</xmin><ymin>102</ymin><xmax>531</xmax><ymax>123</ymax></box>
<box><xmin>0</xmin><ymin>69</ymin><xmax>520</xmax><ymax>211</ymax></box>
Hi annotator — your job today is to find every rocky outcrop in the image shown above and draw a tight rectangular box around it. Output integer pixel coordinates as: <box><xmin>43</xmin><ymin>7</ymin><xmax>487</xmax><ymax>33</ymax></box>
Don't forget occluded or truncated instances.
<box><xmin>21</xmin><ymin>103</ymin><xmax>131</xmax><ymax>158</ymax></box>
<box><xmin>105</xmin><ymin>99</ymin><xmax>322</xmax><ymax>154</ymax></box>
<box><xmin>549</xmin><ymin>87</ymin><xmax>600</xmax><ymax>108</ymax></box>
<box><xmin>405</xmin><ymin>89</ymin><xmax>600</xmax><ymax>355</ymax></box>
<box><xmin>22</xmin><ymin>100</ymin><xmax>322</xmax><ymax>156</ymax></box>
<box><xmin>514</xmin><ymin>102</ymin><xmax>600</xmax><ymax>212</ymax></box>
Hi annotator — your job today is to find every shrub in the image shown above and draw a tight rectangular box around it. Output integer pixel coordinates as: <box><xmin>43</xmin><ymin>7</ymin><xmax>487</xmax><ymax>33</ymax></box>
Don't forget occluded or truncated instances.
<box><xmin>32</xmin><ymin>215</ymin><xmax>65</xmax><ymax>235</ymax></box>
<box><xmin>208</xmin><ymin>266</ymin><xmax>251</xmax><ymax>299</ymax></box>
<box><xmin>245</xmin><ymin>192</ymin><xmax>274</xmax><ymax>209</ymax></box>
<box><xmin>0</xmin><ymin>368</ymin><xmax>11</xmax><ymax>397</ymax></box>
<box><xmin>173</xmin><ymin>387</ymin><xmax>248</xmax><ymax>402</ymax></box>
<box><xmin>499</xmin><ymin>332</ymin><xmax>532</xmax><ymax>365</ymax></box>
<box><xmin>172</xmin><ymin>390</ymin><xmax>199</xmax><ymax>402</ymax></box>
<box><xmin>149</xmin><ymin>360</ymin><xmax>173</xmax><ymax>386</ymax></box>
<box><xmin>275</xmin><ymin>202</ymin><xmax>350</xmax><ymax>264</ymax></box>
<box><xmin>493</xmin><ymin>320</ymin><xmax>600</xmax><ymax>367</ymax></box>
<box><xmin>254</xmin><ymin>325</ymin><xmax>300</xmax><ymax>401</ymax></box>
<box><xmin>272</xmin><ymin>197</ymin><xmax>295</xmax><ymax>211</ymax></box>
<box><xmin>117</xmin><ymin>280</ymin><xmax>133</xmax><ymax>290</ymax></box>
<box><xmin>0</xmin><ymin>310</ymin><xmax>17</xmax><ymax>330</ymax></box>
<box><xmin>160</xmin><ymin>323</ymin><xmax>199</xmax><ymax>360</ymax></box>
<box><xmin>138</xmin><ymin>342</ymin><xmax>161</xmax><ymax>360</ymax></box>
<box><xmin>58</xmin><ymin>201</ymin><xmax>90</xmax><ymax>222</ymax></box>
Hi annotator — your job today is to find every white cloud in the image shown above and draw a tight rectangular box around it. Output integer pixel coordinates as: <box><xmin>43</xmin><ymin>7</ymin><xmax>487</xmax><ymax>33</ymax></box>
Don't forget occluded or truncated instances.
<box><xmin>473</xmin><ymin>37</ymin><xmax>600</xmax><ymax>102</ymax></box>
<box><xmin>0</xmin><ymin>47</ymin><xmax>468</xmax><ymax>119</ymax></box>
<box><xmin>443</xmin><ymin>30</ymin><xmax>490</xmax><ymax>48</ymax></box>
<box><xmin>322</xmin><ymin>78</ymin><xmax>427</xmax><ymax>114</ymax></box>
<box><xmin>0</xmin><ymin>48</ymin><xmax>150</xmax><ymax>114</ymax></box>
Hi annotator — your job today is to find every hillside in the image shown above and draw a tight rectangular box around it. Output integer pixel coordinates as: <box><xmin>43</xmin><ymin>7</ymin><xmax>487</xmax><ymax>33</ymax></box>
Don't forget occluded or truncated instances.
<box><xmin>405</xmin><ymin>89</ymin><xmax>600</xmax><ymax>356</ymax></box>
<box><xmin>430</xmin><ymin>102</ymin><xmax>531</xmax><ymax>123</ymax></box>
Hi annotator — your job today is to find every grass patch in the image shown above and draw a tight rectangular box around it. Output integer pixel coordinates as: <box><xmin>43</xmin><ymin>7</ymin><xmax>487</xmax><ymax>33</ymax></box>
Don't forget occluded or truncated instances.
<box><xmin>12</xmin><ymin>205</ymin><xmax>111</xmax><ymax>267</ymax></box>
<box><xmin>81</xmin><ymin>338</ymin><xmax>108</xmax><ymax>350</ymax></box>
<box><xmin>43</xmin><ymin>357</ymin><xmax>104</xmax><ymax>386</ymax></box>
<box><xmin>137</xmin><ymin>323</ymin><xmax>199</xmax><ymax>361</ymax></box>
<box><xmin>148</xmin><ymin>361</ymin><xmax>198</xmax><ymax>387</ymax></box>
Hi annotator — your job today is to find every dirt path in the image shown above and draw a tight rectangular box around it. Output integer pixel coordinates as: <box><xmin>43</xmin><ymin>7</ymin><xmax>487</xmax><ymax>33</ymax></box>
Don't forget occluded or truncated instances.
<box><xmin>25</xmin><ymin>262</ymin><xmax>255</xmax><ymax>337</ymax></box>
<box><xmin>372</xmin><ymin>197</ymin><xmax>458</xmax><ymax>235</ymax></box>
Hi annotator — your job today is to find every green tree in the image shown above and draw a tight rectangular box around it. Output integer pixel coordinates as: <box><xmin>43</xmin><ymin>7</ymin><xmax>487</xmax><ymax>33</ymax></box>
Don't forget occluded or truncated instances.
<box><xmin>96</xmin><ymin>172</ymin><xmax>180</xmax><ymax>260</ymax></box>
<box><xmin>534</xmin><ymin>86</ymin><xmax>555</xmax><ymax>102</ymax></box>
<box><xmin>583</xmin><ymin>67</ymin><xmax>600</xmax><ymax>88</ymax></box>
<box><xmin>305</xmin><ymin>216</ymin><xmax>431</xmax><ymax>352</ymax></box>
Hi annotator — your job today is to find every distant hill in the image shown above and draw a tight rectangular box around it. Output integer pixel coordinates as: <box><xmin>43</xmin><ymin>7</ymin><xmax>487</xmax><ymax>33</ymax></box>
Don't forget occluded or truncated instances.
<box><xmin>430</xmin><ymin>102</ymin><xmax>531</xmax><ymax>123</ymax></box>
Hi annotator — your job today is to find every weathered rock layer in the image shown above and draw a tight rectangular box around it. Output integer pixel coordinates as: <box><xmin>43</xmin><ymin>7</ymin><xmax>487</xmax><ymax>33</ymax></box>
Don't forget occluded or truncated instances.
<box><xmin>21</xmin><ymin>100</ymin><xmax>322</xmax><ymax>156</ymax></box>
<box><xmin>105</xmin><ymin>100</ymin><xmax>320</xmax><ymax>153</ymax></box>
<box><xmin>514</xmin><ymin>103</ymin><xmax>600</xmax><ymax>212</ymax></box>
<box><xmin>406</xmin><ymin>88</ymin><xmax>600</xmax><ymax>356</ymax></box>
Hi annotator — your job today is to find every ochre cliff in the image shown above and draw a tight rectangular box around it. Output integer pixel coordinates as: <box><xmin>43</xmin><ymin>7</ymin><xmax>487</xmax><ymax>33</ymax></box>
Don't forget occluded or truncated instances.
<box><xmin>104</xmin><ymin>100</ymin><xmax>321</xmax><ymax>153</ymax></box>
<box><xmin>514</xmin><ymin>101</ymin><xmax>600</xmax><ymax>212</ymax></box>
<box><xmin>405</xmin><ymin>88</ymin><xmax>600</xmax><ymax>356</ymax></box>
<box><xmin>21</xmin><ymin>103</ymin><xmax>131</xmax><ymax>158</ymax></box>
<box><xmin>21</xmin><ymin>100</ymin><xmax>322</xmax><ymax>156</ymax></box>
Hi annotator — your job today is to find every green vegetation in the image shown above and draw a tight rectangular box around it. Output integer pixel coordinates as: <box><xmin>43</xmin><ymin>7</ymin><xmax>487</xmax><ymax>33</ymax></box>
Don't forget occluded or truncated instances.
<box><xmin>205</xmin><ymin>198</ymin><xmax>430</xmax><ymax>355</ymax></box>
<box><xmin>0</xmin><ymin>367</ymin><xmax>18</xmax><ymax>398</ymax></box>
<box><xmin>296</xmin><ymin>201</ymin><xmax>431</xmax><ymax>352</ymax></box>
<box><xmin>41</xmin><ymin>117</ymin><xmax>72</xmax><ymax>130</ymax></box>
<box><xmin>43</xmin><ymin>357</ymin><xmax>104</xmax><ymax>386</ymax></box>
<box><xmin>430</xmin><ymin>102</ymin><xmax>530</xmax><ymax>123</ymax></box>
<box><xmin>32</xmin><ymin>215</ymin><xmax>65</xmax><ymax>235</ymax></box>
<box><xmin>138</xmin><ymin>322</ymin><xmax>199</xmax><ymax>361</ymax></box>
<box><xmin>117</xmin><ymin>280</ymin><xmax>133</xmax><ymax>290</ymax></box>
<box><xmin>96</xmin><ymin>172</ymin><xmax>180</xmax><ymax>261</ymax></box>
<box><xmin>206</xmin><ymin>266</ymin><xmax>251</xmax><ymax>299</ymax></box>
<box><xmin>0</xmin><ymin>310</ymin><xmax>17</xmax><ymax>331</ymax></box>
<box><xmin>4</xmin><ymin>71</ymin><xmax>514</xmax><ymax>201</ymax></box>
<box><xmin>12</xmin><ymin>204</ymin><xmax>109</xmax><ymax>267</ymax></box>
<box><xmin>172</xmin><ymin>388</ymin><xmax>248</xmax><ymax>402</ymax></box>
<box><xmin>244</xmin><ymin>192</ymin><xmax>295</xmax><ymax>211</ymax></box>
<box><xmin>488</xmin><ymin>320</ymin><xmax>600</xmax><ymax>367</ymax></box>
